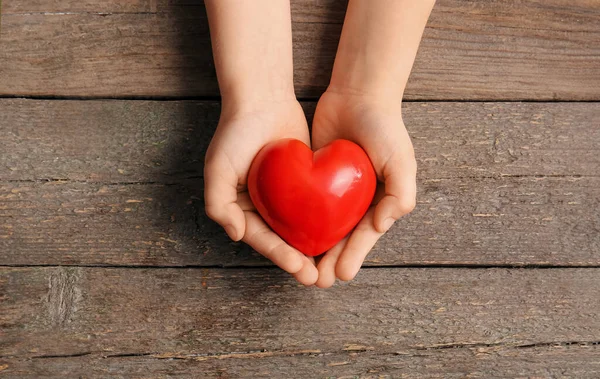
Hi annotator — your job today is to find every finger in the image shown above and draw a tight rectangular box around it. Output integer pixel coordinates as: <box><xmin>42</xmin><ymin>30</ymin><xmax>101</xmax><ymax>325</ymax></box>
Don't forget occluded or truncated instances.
<box><xmin>373</xmin><ymin>154</ymin><xmax>417</xmax><ymax>233</ymax></box>
<box><xmin>315</xmin><ymin>237</ymin><xmax>348</xmax><ymax>288</ymax></box>
<box><xmin>292</xmin><ymin>259</ymin><xmax>319</xmax><ymax>286</ymax></box>
<box><xmin>336</xmin><ymin>208</ymin><xmax>383</xmax><ymax>282</ymax></box>
<box><xmin>293</xmin><ymin>255</ymin><xmax>317</xmax><ymax>285</ymax></box>
<box><xmin>238</xmin><ymin>193</ymin><xmax>319</xmax><ymax>285</ymax></box>
<box><xmin>236</xmin><ymin>191</ymin><xmax>256</xmax><ymax>212</ymax></box>
<box><xmin>204</xmin><ymin>157</ymin><xmax>245</xmax><ymax>241</ymax></box>
<box><xmin>239</xmin><ymin>192</ymin><xmax>316</xmax><ymax>285</ymax></box>
<box><xmin>243</xmin><ymin>211</ymin><xmax>318</xmax><ymax>286</ymax></box>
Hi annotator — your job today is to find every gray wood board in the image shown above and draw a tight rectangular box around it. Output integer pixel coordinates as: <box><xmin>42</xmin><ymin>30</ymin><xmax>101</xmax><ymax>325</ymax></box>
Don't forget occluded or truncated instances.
<box><xmin>1</xmin><ymin>100</ymin><xmax>598</xmax><ymax>182</ymax></box>
<box><xmin>1</xmin><ymin>100</ymin><xmax>599</xmax><ymax>266</ymax></box>
<box><xmin>0</xmin><ymin>176</ymin><xmax>599</xmax><ymax>266</ymax></box>
<box><xmin>1</xmin><ymin>267</ymin><xmax>599</xmax><ymax>377</ymax></box>
<box><xmin>1</xmin><ymin>1</ymin><xmax>599</xmax><ymax>100</ymax></box>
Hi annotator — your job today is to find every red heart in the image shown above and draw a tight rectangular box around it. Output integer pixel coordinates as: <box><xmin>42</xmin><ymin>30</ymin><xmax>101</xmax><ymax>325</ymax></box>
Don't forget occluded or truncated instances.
<box><xmin>248</xmin><ymin>139</ymin><xmax>376</xmax><ymax>256</ymax></box>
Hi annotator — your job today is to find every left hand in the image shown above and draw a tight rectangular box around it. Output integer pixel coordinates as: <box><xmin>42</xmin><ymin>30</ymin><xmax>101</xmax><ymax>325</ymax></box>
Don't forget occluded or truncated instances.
<box><xmin>311</xmin><ymin>90</ymin><xmax>418</xmax><ymax>287</ymax></box>
<box><xmin>204</xmin><ymin>99</ymin><xmax>318</xmax><ymax>286</ymax></box>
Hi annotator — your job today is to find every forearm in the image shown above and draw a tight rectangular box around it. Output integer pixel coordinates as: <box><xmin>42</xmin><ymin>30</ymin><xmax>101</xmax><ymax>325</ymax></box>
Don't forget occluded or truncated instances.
<box><xmin>329</xmin><ymin>0</ymin><xmax>435</xmax><ymax>99</ymax></box>
<box><xmin>205</xmin><ymin>0</ymin><xmax>295</xmax><ymax>110</ymax></box>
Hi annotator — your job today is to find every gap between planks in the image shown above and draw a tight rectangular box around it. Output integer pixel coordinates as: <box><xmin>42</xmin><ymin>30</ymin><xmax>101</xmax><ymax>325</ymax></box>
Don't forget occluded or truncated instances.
<box><xmin>10</xmin><ymin>341</ymin><xmax>600</xmax><ymax>361</ymax></box>
<box><xmin>2</xmin><ymin>264</ymin><xmax>600</xmax><ymax>269</ymax></box>
<box><xmin>1</xmin><ymin>174</ymin><xmax>598</xmax><ymax>186</ymax></box>
<box><xmin>2</xmin><ymin>94</ymin><xmax>600</xmax><ymax>103</ymax></box>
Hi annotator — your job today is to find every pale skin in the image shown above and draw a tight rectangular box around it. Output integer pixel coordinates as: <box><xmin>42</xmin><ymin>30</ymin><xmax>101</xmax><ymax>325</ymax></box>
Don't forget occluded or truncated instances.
<box><xmin>204</xmin><ymin>0</ymin><xmax>436</xmax><ymax>287</ymax></box>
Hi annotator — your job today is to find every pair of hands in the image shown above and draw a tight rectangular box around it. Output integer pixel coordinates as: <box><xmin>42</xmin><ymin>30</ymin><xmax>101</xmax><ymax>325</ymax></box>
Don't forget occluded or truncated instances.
<box><xmin>204</xmin><ymin>90</ymin><xmax>417</xmax><ymax>288</ymax></box>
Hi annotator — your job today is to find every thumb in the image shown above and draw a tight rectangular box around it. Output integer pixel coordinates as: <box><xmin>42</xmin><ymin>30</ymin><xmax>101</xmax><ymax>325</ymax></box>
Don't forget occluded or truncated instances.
<box><xmin>204</xmin><ymin>156</ymin><xmax>246</xmax><ymax>241</ymax></box>
<box><xmin>373</xmin><ymin>153</ymin><xmax>417</xmax><ymax>233</ymax></box>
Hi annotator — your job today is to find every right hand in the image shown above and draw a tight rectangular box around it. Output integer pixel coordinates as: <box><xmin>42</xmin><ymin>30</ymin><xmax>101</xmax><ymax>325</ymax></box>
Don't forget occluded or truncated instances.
<box><xmin>204</xmin><ymin>99</ymin><xmax>319</xmax><ymax>286</ymax></box>
<box><xmin>311</xmin><ymin>90</ymin><xmax>417</xmax><ymax>288</ymax></box>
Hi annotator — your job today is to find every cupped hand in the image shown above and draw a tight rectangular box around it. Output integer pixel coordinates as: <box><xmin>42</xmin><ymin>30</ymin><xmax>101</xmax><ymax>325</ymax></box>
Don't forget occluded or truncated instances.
<box><xmin>204</xmin><ymin>99</ymin><xmax>318</xmax><ymax>285</ymax></box>
<box><xmin>311</xmin><ymin>91</ymin><xmax>417</xmax><ymax>287</ymax></box>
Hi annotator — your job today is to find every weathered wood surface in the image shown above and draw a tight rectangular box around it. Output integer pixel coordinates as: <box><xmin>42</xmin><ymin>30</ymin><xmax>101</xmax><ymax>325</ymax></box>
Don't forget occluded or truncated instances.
<box><xmin>1</xmin><ymin>267</ymin><xmax>599</xmax><ymax>377</ymax></box>
<box><xmin>2</xmin><ymin>1</ymin><xmax>599</xmax><ymax>377</ymax></box>
<box><xmin>2</xmin><ymin>0</ymin><xmax>599</xmax><ymax>100</ymax></box>
<box><xmin>5</xmin><ymin>347</ymin><xmax>600</xmax><ymax>379</ymax></box>
<box><xmin>2</xmin><ymin>100</ymin><xmax>598</xmax><ymax>182</ymax></box>
<box><xmin>1</xmin><ymin>177</ymin><xmax>598</xmax><ymax>267</ymax></box>
<box><xmin>1</xmin><ymin>100</ymin><xmax>598</xmax><ymax>266</ymax></box>
<box><xmin>2</xmin><ymin>0</ymin><xmax>347</xmax><ymax>15</ymax></box>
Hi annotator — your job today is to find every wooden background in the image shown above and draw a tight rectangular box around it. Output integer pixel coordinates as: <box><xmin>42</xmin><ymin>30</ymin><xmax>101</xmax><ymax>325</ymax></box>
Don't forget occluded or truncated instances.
<box><xmin>1</xmin><ymin>0</ymin><xmax>599</xmax><ymax>377</ymax></box>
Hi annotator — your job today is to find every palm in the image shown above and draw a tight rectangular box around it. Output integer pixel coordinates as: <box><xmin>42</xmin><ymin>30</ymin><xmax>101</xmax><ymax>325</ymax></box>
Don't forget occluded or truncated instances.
<box><xmin>207</xmin><ymin>101</ymin><xmax>309</xmax><ymax>185</ymax></box>
<box><xmin>311</xmin><ymin>91</ymin><xmax>417</xmax><ymax>287</ymax></box>
<box><xmin>204</xmin><ymin>100</ymin><xmax>318</xmax><ymax>285</ymax></box>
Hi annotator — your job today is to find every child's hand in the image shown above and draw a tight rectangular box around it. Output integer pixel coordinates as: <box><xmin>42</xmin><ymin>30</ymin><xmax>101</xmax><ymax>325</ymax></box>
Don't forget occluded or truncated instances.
<box><xmin>308</xmin><ymin>0</ymin><xmax>434</xmax><ymax>287</ymax></box>
<box><xmin>204</xmin><ymin>1</ymin><xmax>318</xmax><ymax>285</ymax></box>
<box><xmin>204</xmin><ymin>0</ymin><xmax>433</xmax><ymax>287</ymax></box>
<box><xmin>204</xmin><ymin>99</ymin><xmax>318</xmax><ymax>286</ymax></box>
<box><xmin>311</xmin><ymin>91</ymin><xmax>417</xmax><ymax>287</ymax></box>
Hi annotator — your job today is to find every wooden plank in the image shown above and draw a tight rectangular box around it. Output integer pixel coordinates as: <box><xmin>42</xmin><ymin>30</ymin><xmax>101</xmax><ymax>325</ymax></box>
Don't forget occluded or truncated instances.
<box><xmin>1</xmin><ymin>100</ymin><xmax>598</xmax><ymax>182</ymax></box>
<box><xmin>0</xmin><ymin>176</ymin><xmax>598</xmax><ymax>266</ymax></box>
<box><xmin>3</xmin><ymin>0</ymin><xmax>347</xmax><ymax>17</ymax></box>
<box><xmin>1</xmin><ymin>267</ymin><xmax>599</xmax><ymax>377</ymax></box>
<box><xmin>3</xmin><ymin>345</ymin><xmax>600</xmax><ymax>378</ymax></box>
<box><xmin>2</xmin><ymin>0</ymin><xmax>161</xmax><ymax>14</ymax></box>
<box><xmin>1</xmin><ymin>100</ymin><xmax>598</xmax><ymax>266</ymax></box>
<box><xmin>1</xmin><ymin>1</ymin><xmax>599</xmax><ymax>100</ymax></box>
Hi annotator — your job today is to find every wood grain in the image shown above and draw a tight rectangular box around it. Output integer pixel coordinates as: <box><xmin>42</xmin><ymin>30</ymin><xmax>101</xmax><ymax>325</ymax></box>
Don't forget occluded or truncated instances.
<box><xmin>1</xmin><ymin>267</ymin><xmax>599</xmax><ymax>377</ymax></box>
<box><xmin>5</xmin><ymin>348</ymin><xmax>600</xmax><ymax>379</ymax></box>
<box><xmin>0</xmin><ymin>176</ymin><xmax>598</xmax><ymax>267</ymax></box>
<box><xmin>1</xmin><ymin>0</ymin><xmax>599</xmax><ymax>100</ymax></box>
<box><xmin>3</xmin><ymin>0</ymin><xmax>348</xmax><ymax>17</ymax></box>
<box><xmin>1</xmin><ymin>100</ymin><xmax>598</xmax><ymax>266</ymax></box>
<box><xmin>1</xmin><ymin>100</ymin><xmax>598</xmax><ymax>182</ymax></box>
<box><xmin>2</xmin><ymin>2</ymin><xmax>598</xmax><ymax>377</ymax></box>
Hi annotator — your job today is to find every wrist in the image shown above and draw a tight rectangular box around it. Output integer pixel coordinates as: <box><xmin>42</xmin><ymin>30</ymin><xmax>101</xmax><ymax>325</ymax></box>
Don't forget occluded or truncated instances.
<box><xmin>326</xmin><ymin>0</ymin><xmax>435</xmax><ymax>102</ymax></box>
<box><xmin>220</xmin><ymin>89</ymin><xmax>299</xmax><ymax>120</ymax></box>
<box><xmin>220</xmin><ymin>82</ymin><xmax>297</xmax><ymax>115</ymax></box>
<box><xmin>324</xmin><ymin>82</ymin><xmax>404</xmax><ymax>108</ymax></box>
<box><xmin>327</xmin><ymin>82</ymin><xmax>404</xmax><ymax>103</ymax></box>
<box><xmin>206</xmin><ymin>0</ymin><xmax>297</xmax><ymax>115</ymax></box>
<box><xmin>327</xmin><ymin>57</ymin><xmax>406</xmax><ymax>102</ymax></box>
<box><xmin>318</xmin><ymin>88</ymin><xmax>404</xmax><ymax>126</ymax></box>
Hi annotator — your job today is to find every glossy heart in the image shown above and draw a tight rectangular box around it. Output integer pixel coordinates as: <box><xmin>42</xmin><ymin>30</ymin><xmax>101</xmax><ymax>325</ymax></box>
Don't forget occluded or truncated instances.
<box><xmin>248</xmin><ymin>139</ymin><xmax>376</xmax><ymax>256</ymax></box>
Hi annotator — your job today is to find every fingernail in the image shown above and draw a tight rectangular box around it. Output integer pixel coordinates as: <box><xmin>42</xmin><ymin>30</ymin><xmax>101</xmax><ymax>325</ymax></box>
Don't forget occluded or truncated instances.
<box><xmin>224</xmin><ymin>225</ymin><xmax>237</xmax><ymax>241</ymax></box>
<box><xmin>383</xmin><ymin>218</ymin><xmax>395</xmax><ymax>232</ymax></box>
